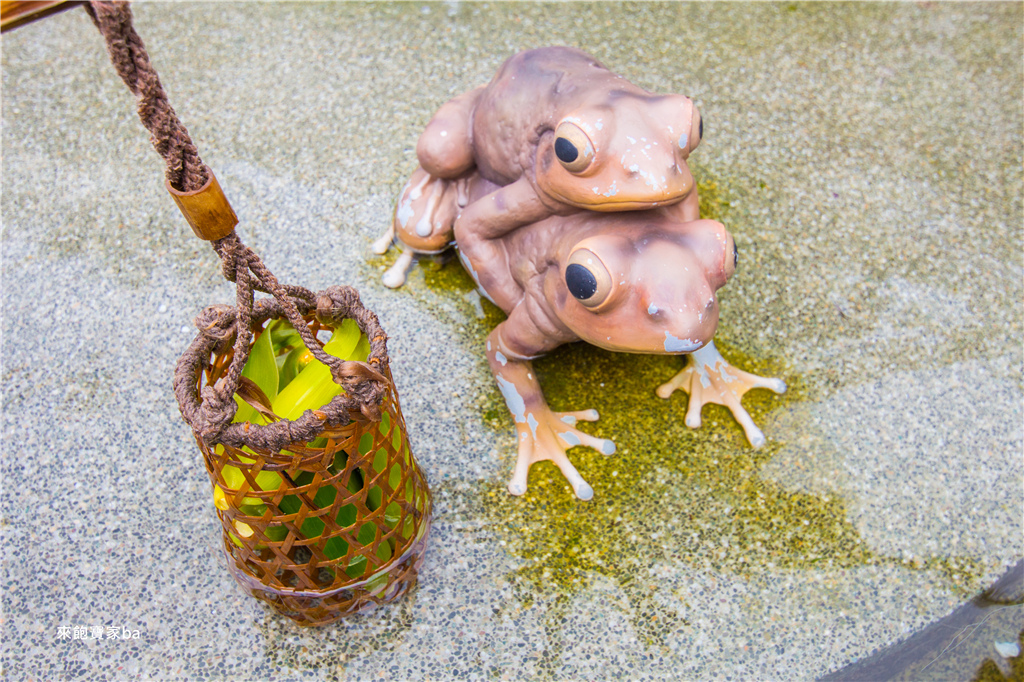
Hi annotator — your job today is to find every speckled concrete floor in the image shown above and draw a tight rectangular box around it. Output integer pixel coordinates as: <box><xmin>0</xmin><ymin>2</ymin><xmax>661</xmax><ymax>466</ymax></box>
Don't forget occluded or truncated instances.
<box><xmin>2</xmin><ymin>3</ymin><xmax>1021</xmax><ymax>680</ymax></box>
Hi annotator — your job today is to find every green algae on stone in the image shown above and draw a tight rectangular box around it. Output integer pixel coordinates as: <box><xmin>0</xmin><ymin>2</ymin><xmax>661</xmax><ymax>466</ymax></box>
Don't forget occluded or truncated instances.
<box><xmin>450</xmin><ymin>336</ymin><xmax>988</xmax><ymax>650</ymax></box>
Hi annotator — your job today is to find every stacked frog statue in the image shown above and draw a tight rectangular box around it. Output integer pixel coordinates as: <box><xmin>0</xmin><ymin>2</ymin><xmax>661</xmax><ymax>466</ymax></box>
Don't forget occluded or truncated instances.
<box><xmin>375</xmin><ymin>47</ymin><xmax>785</xmax><ymax>500</ymax></box>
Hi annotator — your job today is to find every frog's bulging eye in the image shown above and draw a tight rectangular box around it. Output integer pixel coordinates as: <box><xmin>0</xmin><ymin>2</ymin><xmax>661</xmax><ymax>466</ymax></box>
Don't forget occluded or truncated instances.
<box><xmin>553</xmin><ymin>122</ymin><xmax>594</xmax><ymax>173</ymax></box>
<box><xmin>565</xmin><ymin>248</ymin><xmax>612</xmax><ymax>308</ymax></box>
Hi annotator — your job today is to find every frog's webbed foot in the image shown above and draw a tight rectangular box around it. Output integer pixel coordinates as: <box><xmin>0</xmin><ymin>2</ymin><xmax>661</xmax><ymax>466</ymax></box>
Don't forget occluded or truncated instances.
<box><xmin>656</xmin><ymin>340</ymin><xmax>786</xmax><ymax>448</ymax></box>
<box><xmin>507</xmin><ymin>406</ymin><xmax>615</xmax><ymax>501</ymax></box>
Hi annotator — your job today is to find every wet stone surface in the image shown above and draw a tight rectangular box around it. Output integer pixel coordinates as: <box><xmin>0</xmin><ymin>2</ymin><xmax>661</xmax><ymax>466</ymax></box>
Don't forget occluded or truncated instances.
<box><xmin>2</xmin><ymin>3</ymin><xmax>1021</xmax><ymax>680</ymax></box>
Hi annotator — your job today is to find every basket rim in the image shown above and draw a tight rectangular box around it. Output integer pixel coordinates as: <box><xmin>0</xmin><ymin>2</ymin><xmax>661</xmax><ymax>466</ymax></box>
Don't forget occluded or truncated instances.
<box><xmin>174</xmin><ymin>287</ymin><xmax>392</xmax><ymax>453</ymax></box>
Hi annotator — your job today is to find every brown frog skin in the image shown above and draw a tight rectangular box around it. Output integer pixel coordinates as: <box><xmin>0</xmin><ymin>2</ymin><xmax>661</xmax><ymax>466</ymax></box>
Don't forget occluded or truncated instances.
<box><xmin>457</xmin><ymin>176</ymin><xmax>786</xmax><ymax>500</ymax></box>
<box><xmin>373</xmin><ymin>46</ymin><xmax>704</xmax><ymax>289</ymax></box>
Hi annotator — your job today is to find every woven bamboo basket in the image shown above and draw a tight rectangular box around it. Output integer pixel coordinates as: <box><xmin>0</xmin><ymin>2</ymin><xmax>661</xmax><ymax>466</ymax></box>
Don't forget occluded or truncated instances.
<box><xmin>175</xmin><ymin>289</ymin><xmax>432</xmax><ymax>626</ymax></box>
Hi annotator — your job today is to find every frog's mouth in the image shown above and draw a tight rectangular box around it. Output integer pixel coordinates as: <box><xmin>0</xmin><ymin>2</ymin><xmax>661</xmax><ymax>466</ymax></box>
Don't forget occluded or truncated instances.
<box><xmin>554</xmin><ymin>190</ymin><xmax>689</xmax><ymax>213</ymax></box>
<box><xmin>574</xmin><ymin>196</ymin><xmax>684</xmax><ymax>212</ymax></box>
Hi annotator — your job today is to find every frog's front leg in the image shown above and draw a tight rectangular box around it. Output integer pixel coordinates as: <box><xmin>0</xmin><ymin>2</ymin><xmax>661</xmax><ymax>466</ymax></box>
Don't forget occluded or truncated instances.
<box><xmin>487</xmin><ymin>322</ymin><xmax>616</xmax><ymax>500</ymax></box>
<box><xmin>455</xmin><ymin>176</ymin><xmax>553</xmax><ymax>311</ymax></box>
<box><xmin>656</xmin><ymin>340</ymin><xmax>787</xmax><ymax>447</ymax></box>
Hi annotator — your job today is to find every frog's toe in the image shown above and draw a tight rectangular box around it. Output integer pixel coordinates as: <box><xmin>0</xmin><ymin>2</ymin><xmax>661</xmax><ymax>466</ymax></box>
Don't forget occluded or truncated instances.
<box><xmin>557</xmin><ymin>428</ymin><xmax>616</xmax><ymax>456</ymax></box>
<box><xmin>371</xmin><ymin>231</ymin><xmax>394</xmax><ymax>255</ymax></box>
<box><xmin>731</xmin><ymin>367</ymin><xmax>788</xmax><ymax>395</ymax></box>
<box><xmin>382</xmin><ymin>250</ymin><xmax>414</xmax><ymax>289</ymax></box>
<box><xmin>556</xmin><ymin>408</ymin><xmax>600</xmax><ymax>425</ymax></box>
<box><xmin>656</xmin><ymin>371</ymin><xmax>689</xmax><ymax>399</ymax></box>
<box><xmin>684</xmin><ymin>389</ymin><xmax>704</xmax><ymax>429</ymax></box>
<box><xmin>507</xmin><ymin>431</ymin><xmax>534</xmax><ymax>496</ymax></box>
<box><xmin>551</xmin><ymin>451</ymin><xmax>594</xmax><ymax>500</ymax></box>
<box><xmin>508</xmin><ymin>478</ymin><xmax>528</xmax><ymax>496</ymax></box>
<box><xmin>723</xmin><ymin>393</ymin><xmax>767</xmax><ymax>448</ymax></box>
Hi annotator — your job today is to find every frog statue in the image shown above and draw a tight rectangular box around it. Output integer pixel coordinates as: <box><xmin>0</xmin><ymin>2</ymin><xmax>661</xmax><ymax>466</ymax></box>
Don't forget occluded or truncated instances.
<box><xmin>376</xmin><ymin>47</ymin><xmax>786</xmax><ymax>499</ymax></box>
<box><xmin>373</xmin><ymin>45</ymin><xmax>703</xmax><ymax>289</ymax></box>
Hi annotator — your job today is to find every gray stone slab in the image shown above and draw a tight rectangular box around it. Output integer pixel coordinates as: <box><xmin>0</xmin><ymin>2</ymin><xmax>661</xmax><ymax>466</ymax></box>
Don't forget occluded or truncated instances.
<box><xmin>2</xmin><ymin>3</ymin><xmax>1021</xmax><ymax>680</ymax></box>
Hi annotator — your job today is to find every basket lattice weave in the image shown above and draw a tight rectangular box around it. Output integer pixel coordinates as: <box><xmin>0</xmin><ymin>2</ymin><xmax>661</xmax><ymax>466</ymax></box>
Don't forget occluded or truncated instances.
<box><xmin>177</xmin><ymin>292</ymin><xmax>432</xmax><ymax>626</ymax></box>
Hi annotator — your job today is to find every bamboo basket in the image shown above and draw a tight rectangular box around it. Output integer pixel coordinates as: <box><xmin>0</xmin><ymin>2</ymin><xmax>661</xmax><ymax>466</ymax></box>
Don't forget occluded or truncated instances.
<box><xmin>176</xmin><ymin>290</ymin><xmax>432</xmax><ymax>626</ymax></box>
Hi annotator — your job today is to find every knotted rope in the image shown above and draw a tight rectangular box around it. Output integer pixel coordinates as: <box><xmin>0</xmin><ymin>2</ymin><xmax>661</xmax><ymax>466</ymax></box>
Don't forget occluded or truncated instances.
<box><xmin>86</xmin><ymin>1</ymin><xmax>389</xmax><ymax>448</ymax></box>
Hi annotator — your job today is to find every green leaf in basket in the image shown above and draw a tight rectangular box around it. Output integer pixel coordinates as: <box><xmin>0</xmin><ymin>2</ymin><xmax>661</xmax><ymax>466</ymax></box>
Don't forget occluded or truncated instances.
<box><xmin>265</xmin><ymin>525</ymin><xmax>289</xmax><ymax>542</ymax></box>
<box><xmin>367</xmin><ymin>485</ymin><xmax>382</xmax><ymax>512</ymax></box>
<box><xmin>271</xmin><ymin>319</ymin><xmax>364</xmax><ymax>421</ymax></box>
<box><xmin>301</xmin><ymin>515</ymin><xmax>325</xmax><ymax>539</ymax></box>
<box><xmin>313</xmin><ymin>485</ymin><xmax>336</xmax><ymax>509</ymax></box>
<box><xmin>278</xmin><ymin>344</ymin><xmax>313</xmax><ymax>391</ymax></box>
<box><xmin>352</xmin><ymin>332</ymin><xmax>371</xmax><ymax>363</ymax></box>
<box><xmin>232</xmin><ymin>324</ymin><xmax>279</xmax><ymax>424</ymax></box>
<box><xmin>384</xmin><ymin>502</ymin><xmax>401</xmax><ymax>528</ymax></box>
<box><xmin>278</xmin><ymin>495</ymin><xmax>301</xmax><ymax>515</ymax></box>
<box><xmin>336</xmin><ymin>503</ymin><xmax>357</xmax><ymax>529</ymax></box>
<box><xmin>345</xmin><ymin>555</ymin><xmax>367</xmax><ymax>579</ymax></box>
<box><xmin>324</xmin><ymin>536</ymin><xmax>349</xmax><ymax>560</ymax></box>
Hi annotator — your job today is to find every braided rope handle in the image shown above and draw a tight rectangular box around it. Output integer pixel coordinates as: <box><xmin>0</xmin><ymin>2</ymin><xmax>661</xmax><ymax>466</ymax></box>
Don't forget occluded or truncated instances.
<box><xmin>86</xmin><ymin>1</ymin><xmax>389</xmax><ymax>443</ymax></box>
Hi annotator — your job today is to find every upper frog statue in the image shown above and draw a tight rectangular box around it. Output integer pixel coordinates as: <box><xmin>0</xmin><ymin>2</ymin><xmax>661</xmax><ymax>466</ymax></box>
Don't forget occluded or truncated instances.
<box><xmin>373</xmin><ymin>46</ymin><xmax>704</xmax><ymax>288</ymax></box>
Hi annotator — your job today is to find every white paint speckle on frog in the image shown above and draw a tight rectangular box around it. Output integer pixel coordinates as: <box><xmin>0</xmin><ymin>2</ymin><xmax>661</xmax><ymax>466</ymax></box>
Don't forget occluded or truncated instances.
<box><xmin>627</xmin><ymin>135</ymin><xmax>637</xmax><ymax>144</ymax></box>
<box><xmin>599</xmin><ymin>439</ymin><xmax>616</xmax><ymax>455</ymax></box>
<box><xmin>602</xmin><ymin>181</ymin><xmax>618</xmax><ymax>197</ymax></box>
<box><xmin>440</xmin><ymin>130</ymin><xmax>448</xmax><ymax>137</ymax></box>
<box><xmin>486</xmin><ymin>340</ymin><xmax>491</xmax><ymax>351</ymax></box>
<box><xmin>595</xmin><ymin>119</ymin><xmax>603</xmax><ymax>130</ymax></box>
<box><xmin>457</xmin><ymin>251</ymin><xmax>496</xmax><ymax>304</ymax></box>
<box><xmin>678</xmin><ymin>132</ymin><xmax>688</xmax><ymax>149</ymax></box>
<box><xmin>495</xmin><ymin>351</ymin><xmax>508</xmax><ymax>366</ymax></box>
<box><xmin>526</xmin><ymin>412</ymin><xmax>539</xmax><ymax>439</ymax></box>
<box><xmin>688</xmin><ymin>341</ymin><xmax>738</xmax><ymax>389</ymax></box>
<box><xmin>648</xmin><ymin>302</ymin><xmax>659</xmax><ymax>315</ymax></box>
<box><xmin>561</xmin><ymin>415</ymin><xmax>577</xmax><ymax>425</ymax></box>
<box><xmin>495</xmin><ymin>375</ymin><xmax>526</xmax><ymax>423</ymax></box>
<box><xmin>396</xmin><ymin>200</ymin><xmax>415</xmax><ymax>228</ymax></box>
<box><xmin>415</xmin><ymin>213</ymin><xmax>433</xmax><ymax>237</ymax></box>
<box><xmin>664</xmin><ymin>332</ymin><xmax>702</xmax><ymax>353</ymax></box>
<box><xmin>559</xmin><ymin>431</ymin><xmax>581</xmax><ymax>446</ymax></box>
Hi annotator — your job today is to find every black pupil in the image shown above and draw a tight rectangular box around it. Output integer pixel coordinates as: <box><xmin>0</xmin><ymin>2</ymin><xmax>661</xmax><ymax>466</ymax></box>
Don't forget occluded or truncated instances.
<box><xmin>555</xmin><ymin>137</ymin><xmax>579</xmax><ymax>163</ymax></box>
<box><xmin>565</xmin><ymin>263</ymin><xmax>597</xmax><ymax>300</ymax></box>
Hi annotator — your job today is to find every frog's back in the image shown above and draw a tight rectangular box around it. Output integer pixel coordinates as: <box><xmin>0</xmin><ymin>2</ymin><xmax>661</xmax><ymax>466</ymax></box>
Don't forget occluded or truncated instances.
<box><xmin>471</xmin><ymin>47</ymin><xmax>623</xmax><ymax>185</ymax></box>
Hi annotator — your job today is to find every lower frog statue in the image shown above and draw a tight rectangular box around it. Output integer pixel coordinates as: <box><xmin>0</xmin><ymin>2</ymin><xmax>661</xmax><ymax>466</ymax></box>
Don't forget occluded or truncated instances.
<box><xmin>385</xmin><ymin>173</ymin><xmax>786</xmax><ymax>499</ymax></box>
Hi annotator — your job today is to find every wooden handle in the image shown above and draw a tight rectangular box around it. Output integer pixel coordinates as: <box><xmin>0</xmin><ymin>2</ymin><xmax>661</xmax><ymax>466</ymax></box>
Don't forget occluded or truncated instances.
<box><xmin>167</xmin><ymin>169</ymin><xmax>238</xmax><ymax>241</ymax></box>
<box><xmin>0</xmin><ymin>1</ymin><xmax>79</xmax><ymax>33</ymax></box>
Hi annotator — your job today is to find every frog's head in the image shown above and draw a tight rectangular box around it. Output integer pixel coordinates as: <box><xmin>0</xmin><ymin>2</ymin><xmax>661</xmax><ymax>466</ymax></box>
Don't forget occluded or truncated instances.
<box><xmin>534</xmin><ymin>94</ymin><xmax>703</xmax><ymax>212</ymax></box>
<box><xmin>548</xmin><ymin>219</ymin><xmax>735</xmax><ymax>354</ymax></box>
